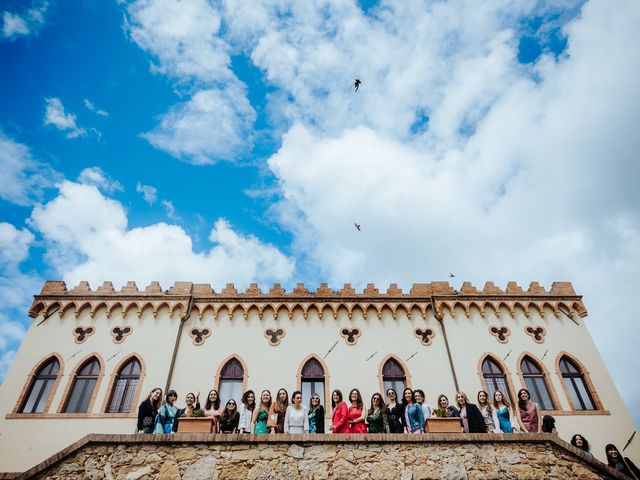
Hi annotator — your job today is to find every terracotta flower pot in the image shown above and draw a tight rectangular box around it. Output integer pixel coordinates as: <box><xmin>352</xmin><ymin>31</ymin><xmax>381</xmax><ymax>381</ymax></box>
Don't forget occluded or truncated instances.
<box><xmin>425</xmin><ymin>417</ymin><xmax>462</xmax><ymax>433</ymax></box>
<box><xmin>177</xmin><ymin>417</ymin><xmax>215</xmax><ymax>433</ymax></box>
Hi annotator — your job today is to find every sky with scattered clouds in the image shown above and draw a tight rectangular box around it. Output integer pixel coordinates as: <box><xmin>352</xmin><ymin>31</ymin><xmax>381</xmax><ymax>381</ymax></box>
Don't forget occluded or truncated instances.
<box><xmin>1</xmin><ymin>0</ymin><xmax>639</xmax><ymax>426</ymax></box>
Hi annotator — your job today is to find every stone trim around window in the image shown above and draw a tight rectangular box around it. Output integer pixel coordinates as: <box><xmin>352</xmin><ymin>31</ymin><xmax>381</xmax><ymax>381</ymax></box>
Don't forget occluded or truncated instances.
<box><xmin>554</xmin><ymin>350</ymin><xmax>606</xmax><ymax>413</ymax></box>
<box><xmin>476</xmin><ymin>352</ymin><xmax>517</xmax><ymax>404</ymax></box>
<box><xmin>515</xmin><ymin>351</ymin><xmax>562</xmax><ymax>412</ymax></box>
<box><xmin>11</xmin><ymin>353</ymin><xmax>65</xmax><ymax>415</ymax></box>
<box><xmin>212</xmin><ymin>354</ymin><xmax>250</xmax><ymax>396</ymax></box>
<box><xmin>56</xmin><ymin>352</ymin><xmax>106</xmax><ymax>414</ymax></box>
<box><xmin>100</xmin><ymin>353</ymin><xmax>147</xmax><ymax>415</ymax></box>
<box><xmin>295</xmin><ymin>353</ymin><xmax>332</xmax><ymax>419</ymax></box>
<box><xmin>377</xmin><ymin>354</ymin><xmax>412</xmax><ymax>394</ymax></box>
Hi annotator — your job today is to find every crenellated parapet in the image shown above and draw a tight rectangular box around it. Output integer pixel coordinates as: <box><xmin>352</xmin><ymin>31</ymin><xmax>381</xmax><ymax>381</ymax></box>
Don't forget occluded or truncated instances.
<box><xmin>28</xmin><ymin>280</ymin><xmax>587</xmax><ymax>321</ymax></box>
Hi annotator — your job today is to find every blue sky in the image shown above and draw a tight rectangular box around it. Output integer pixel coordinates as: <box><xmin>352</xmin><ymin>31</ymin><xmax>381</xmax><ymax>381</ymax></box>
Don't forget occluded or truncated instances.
<box><xmin>2</xmin><ymin>0</ymin><xmax>640</xmax><ymax>426</ymax></box>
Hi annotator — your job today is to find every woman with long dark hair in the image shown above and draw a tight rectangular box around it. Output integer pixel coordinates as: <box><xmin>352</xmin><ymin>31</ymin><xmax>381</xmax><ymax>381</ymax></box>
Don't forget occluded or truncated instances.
<box><xmin>218</xmin><ymin>399</ymin><xmax>240</xmax><ymax>433</ymax></box>
<box><xmin>180</xmin><ymin>392</ymin><xmax>201</xmax><ymax>418</ymax></box>
<box><xmin>308</xmin><ymin>393</ymin><xmax>325</xmax><ymax>433</ymax></box>
<box><xmin>366</xmin><ymin>393</ymin><xmax>389</xmax><ymax>433</ymax></box>
<box><xmin>493</xmin><ymin>390</ymin><xmax>513</xmax><ymax>433</ymax></box>
<box><xmin>414</xmin><ymin>389</ymin><xmax>431</xmax><ymax>431</ymax></box>
<box><xmin>137</xmin><ymin>387</ymin><xmax>162</xmax><ymax>433</ymax></box>
<box><xmin>269</xmin><ymin>388</ymin><xmax>289</xmax><ymax>433</ymax></box>
<box><xmin>347</xmin><ymin>388</ymin><xmax>367</xmax><ymax>433</ymax></box>
<box><xmin>606</xmin><ymin>444</ymin><xmax>640</xmax><ymax>479</ymax></box>
<box><xmin>516</xmin><ymin>388</ymin><xmax>541</xmax><ymax>433</ymax></box>
<box><xmin>570</xmin><ymin>434</ymin><xmax>592</xmax><ymax>456</ymax></box>
<box><xmin>455</xmin><ymin>391</ymin><xmax>485</xmax><ymax>433</ymax></box>
<box><xmin>402</xmin><ymin>388</ymin><xmax>424</xmax><ymax>434</ymax></box>
<box><xmin>238</xmin><ymin>390</ymin><xmax>255</xmax><ymax>434</ymax></box>
<box><xmin>204</xmin><ymin>389</ymin><xmax>223</xmax><ymax>432</ymax></box>
<box><xmin>330</xmin><ymin>389</ymin><xmax>349</xmax><ymax>433</ymax></box>
<box><xmin>385</xmin><ymin>388</ymin><xmax>405</xmax><ymax>433</ymax></box>
<box><xmin>251</xmin><ymin>390</ymin><xmax>272</xmax><ymax>434</ymax></box>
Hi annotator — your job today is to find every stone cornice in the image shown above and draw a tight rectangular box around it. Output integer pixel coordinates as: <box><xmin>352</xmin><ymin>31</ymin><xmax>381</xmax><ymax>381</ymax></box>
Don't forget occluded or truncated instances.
<box><xmin>28</xmin><ymin>280</ymin><xmax>587</xmax><ymax>320</ymax></box>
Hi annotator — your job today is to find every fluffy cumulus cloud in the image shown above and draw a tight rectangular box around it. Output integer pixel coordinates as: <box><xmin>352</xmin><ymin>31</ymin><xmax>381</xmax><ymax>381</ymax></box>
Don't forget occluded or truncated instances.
<box><xmin>0</xmin><ymin>131</ymin><xmax>61</xmax><ymax>206</ymax></box>
<box><xmin>0</xmin><ymin>223</ymin><xmax>41</xmax><ymax>377</ymax></box>
<box><xmin>125</xmin><ymin>0</ymin><xmax>255</xmax><ymax>164</ymax></box>
<box><xmin>2</xmin><ymin>1</ymin><xmax>48</xmax><ymax>40</ymax></box>
<box><xmin>77</xmin><ymin>167</ymin><xmax>123</xmax><ymax>194</ymax></box>
<box><xmin>43</xmin><ymin>98</ymin><xmax>87</xmax><ymax>139</ymax></box>
<box><xmin>29</xmin><ymin>180</ymin><xmax>295</xmax><ymax>290</ymax></box>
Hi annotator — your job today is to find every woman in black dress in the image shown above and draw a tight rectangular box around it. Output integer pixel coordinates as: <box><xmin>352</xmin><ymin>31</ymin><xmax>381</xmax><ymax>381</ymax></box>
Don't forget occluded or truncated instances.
<box><xmin>308</xmin><ymin>393</ymin><xmax>325</xmax><ymax>433</ymax></box>
<box><xmin>385</xmin><ymin>388</ymin><xmax>405</xmax><ymax>433</ymax></box>
<box><xmin>137</xmin><ymin>387</ymin><xmax>162</xmax><ymax>433</ymax></box>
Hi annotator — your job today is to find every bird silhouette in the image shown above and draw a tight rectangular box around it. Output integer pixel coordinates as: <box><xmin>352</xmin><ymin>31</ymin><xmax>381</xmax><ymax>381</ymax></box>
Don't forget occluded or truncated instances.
<box><xmin>449</xmin><ymin>273</ymin><xmax>455</xmax><ymax>278</ymax></box>
<box><xmin>354</xmin><ymin>79</ymin><xmax>362</xmax><ymax>92</ymax></box>
<box><xmin>355</xmin><ymin>223</ymin><xmax>362</xmax><ymax>231</ymax></box>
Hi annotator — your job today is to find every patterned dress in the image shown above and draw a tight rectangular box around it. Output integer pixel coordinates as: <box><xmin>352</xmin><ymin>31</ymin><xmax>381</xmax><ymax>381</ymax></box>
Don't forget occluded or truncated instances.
<box><xmin>153</xmin><ymin>403</ymin><xmax>178</xmax><ymax>434</ymax></box>
<box><xmin>366</xmin><ymin>407</ymin><xmax>389</xmax><ymax>433</ymax></box>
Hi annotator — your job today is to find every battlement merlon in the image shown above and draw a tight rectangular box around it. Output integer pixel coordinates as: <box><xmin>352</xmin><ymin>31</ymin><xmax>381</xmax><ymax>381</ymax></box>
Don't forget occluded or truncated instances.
<box><xmin>28</xmin><ymin>280</ymin><xmax>587</xmax><ymax>320</ymax></box>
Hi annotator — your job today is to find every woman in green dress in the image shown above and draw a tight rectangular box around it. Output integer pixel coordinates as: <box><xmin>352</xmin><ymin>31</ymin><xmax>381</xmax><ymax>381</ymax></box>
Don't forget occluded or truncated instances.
<box><xmin>154</xmin><ymin>390</ymin><xmax>179</xmax><ymax>434</ymax></box>
<box><xmin>366</xmin><ymin>393</ymin><xmax>390</xmax><ymax>433</ymax></box>
<box><xmin>252</xmin><ymin>390</ymin><xmax>272</xmax><ymax>434</ymax></box>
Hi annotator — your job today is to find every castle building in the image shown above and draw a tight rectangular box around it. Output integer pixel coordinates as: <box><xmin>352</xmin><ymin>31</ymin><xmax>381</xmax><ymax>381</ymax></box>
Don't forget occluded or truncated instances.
<box><xmin>0</xmin><ymin>279</ymin><xmax>637</xmax><ymax>473</ymax></box>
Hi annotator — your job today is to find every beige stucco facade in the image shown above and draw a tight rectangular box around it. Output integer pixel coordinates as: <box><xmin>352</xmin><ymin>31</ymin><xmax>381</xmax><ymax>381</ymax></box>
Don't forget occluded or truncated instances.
<box><xmin>0</xmin><ymin>279</ymin><xmax>637</xmax><ymax>473</ymax></box>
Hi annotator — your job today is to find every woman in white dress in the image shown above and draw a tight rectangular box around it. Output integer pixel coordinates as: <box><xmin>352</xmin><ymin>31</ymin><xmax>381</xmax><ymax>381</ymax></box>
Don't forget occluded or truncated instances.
<box><xmin>284</xmin><ymin>390</ymin><xmax>309</xmax><ymax>434</ymax></box>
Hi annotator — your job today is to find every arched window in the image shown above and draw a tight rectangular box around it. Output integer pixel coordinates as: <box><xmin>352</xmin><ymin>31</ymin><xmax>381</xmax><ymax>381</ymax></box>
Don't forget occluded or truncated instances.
<box><xmin>520</xmin><ymin>356</ymin><xmax>555</xmax><ymax>410</ymax></box>
<box><xmin>482</xmin><ymin>357</ymin><xmax>513</xmax><ymax>403</ymax></box>
<box><xmin>106</xmin><ymin>358</ymin><xmax>141</xmax><ymax>413</ymax></box>
<box><xmin>20</xmin><ymin>357</ymin><xmax>60</xmax><ymax>413</ymax></box>
<box><xmin>218</xmin><ymin>358</ymin><xmax>244</xmax><ymax>406</ymax></box>
<box><xmin>63</xmin><ymin>357</ymin><xmax>100</xmax><ymax>413</ymax></box>
<box><xmin>559</xmin><ymin>355</ymin><xmax>595</xmax><ymax>410</ymax></box>
<box><xmin>382</xmin><ymin>358</ymin><xmax>406</xmax><ymax>393</ymax></box>
<box><xmin>301</xmin><ymin>358</ymin><xmax>325</xmax><ymax>403</ymax></box>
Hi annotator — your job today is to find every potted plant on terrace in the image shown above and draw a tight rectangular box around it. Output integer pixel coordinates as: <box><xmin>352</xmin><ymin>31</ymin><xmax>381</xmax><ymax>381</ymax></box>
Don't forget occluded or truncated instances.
<box><xmin>425</xmin><ymin>408</ymin><xmax>462</xmax><ymax>433</ymax></box>
<box><xmin>177</xmin><ymin>408</ymin><xmax>215</xmax><ymax>433</ymax></box>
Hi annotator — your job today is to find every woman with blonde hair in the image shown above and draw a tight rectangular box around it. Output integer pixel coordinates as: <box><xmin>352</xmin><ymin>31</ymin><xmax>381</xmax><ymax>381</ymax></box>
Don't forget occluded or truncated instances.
<box><xmin>455</xmin><ymin>391</ymin><xmax>485</xmax><ymax>433</ymax></box>
<box><xmin>477</xmin><ymin>390</ymin><xmax>498</xmax><ymax>433</ymax></box>
<box><xmin>137</xmin><ymin>387</ymin><xmax>162</xmax><ymax>433</ymax></box>
<box><xmin>252</xmin><ymin>390</ymin><xmax>272</xmax><ymax>434</ymax></box>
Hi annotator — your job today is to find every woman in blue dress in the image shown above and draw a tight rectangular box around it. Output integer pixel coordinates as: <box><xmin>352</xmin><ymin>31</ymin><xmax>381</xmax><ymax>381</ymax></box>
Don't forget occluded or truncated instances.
<box><xmin>154</xmin><ymin>390</ymin><xmax>179</xmax><ymax>434</ymax></box>
<box><xmin>492</xmin><ymin>390</ymin><xmax>513</xmax><ymax>433</ymax></box>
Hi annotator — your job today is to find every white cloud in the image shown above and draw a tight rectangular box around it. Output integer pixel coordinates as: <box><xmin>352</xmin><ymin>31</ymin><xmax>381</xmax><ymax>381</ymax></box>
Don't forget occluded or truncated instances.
<box><xmin>136</xmin><ymin>182</ymin><xmax>158</xmax><ymax>205</ymax></box>
<box><xmin>77</xmin><ymin>167</ymin><xmax>123</xmax><ymax>194</ymax></box>
<box><xmin>83</xmin><ymin>99</ymin><xmax>109</xmax><ymax>117</ymax></box>
<box><xmin>261</xmin><ymin>0</ymin><xmax>640</xmax><ymax>424</ymax></box>
<box><xmin>142</xmin><ymin>86</ymin><xmax>255</xmax><ymax>164</ymax></box>
<box><xmin>43</xmin><ymin>98</ymin><xmax>87</xmax><ymax>139</ymax></box>
<box><xmin>29</xmin><ymin>180</ymin><xmax>295</xmax><ymax>290</ymax></box>
<box><xmin>2</xmin><ymin>1</ymin><xmax>48</xmax><ymax>40</ymax></box>
<box><xmin>0</xmin><ymin>223</ymin><xmax>34</xmax><ymax>268</ymax></box>
<box><xmin>0</xmin><ymin>131</ymin><xmax>61</xmax><ymax>206</ymax></box>
<box><xmin>124</xmin><ymin>0</ymin><xmax>255</xmax><ymax>164</ymax></box>
<box><xmin>161</xmin><ymin>199</ymin><xmax>179</xmax><ymax>220</ymax></box>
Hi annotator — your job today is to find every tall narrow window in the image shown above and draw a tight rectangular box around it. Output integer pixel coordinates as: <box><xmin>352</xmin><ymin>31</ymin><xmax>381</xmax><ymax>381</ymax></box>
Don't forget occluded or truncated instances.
<box><xmin>106</xmin><ymin>358</ymin><xmax>141</xmax><ymax>413</ymax></box>
<box><xmin>301</xmin><ymin>358</ymin><xmax>325</xmax><ymax>403</ymax></box>
<box><xmin>482</xmin><ymin>357</ymin><xmax>513</xmax><ymax>403</ymax></box>
<box><xmin>559</xmin><ymin>356</ymin><xmax>596</xmax><ymax>410</ymax></box>
<box><xmin>382</xmin><ymin>358</ymin><xmax>406</xmax><ymax>393</ymax></box>
<box><xmin>20</xmin><ymin>357</ymin><xmax>60</xmax><ymax>413</ymax></box>
<box><xmin>64</xmin><ymin>357</ymin><xmax>100</xmax><ymax>413</ymax></box>
<box><xmin>218</xmin><ymin>358</ymin><xmax>244</xmax><ymax>406</ymax></box>
<box><xmin>520</xmin><ymin>356</ymin><xmax>555</xmax><ymax>410</ymax></box>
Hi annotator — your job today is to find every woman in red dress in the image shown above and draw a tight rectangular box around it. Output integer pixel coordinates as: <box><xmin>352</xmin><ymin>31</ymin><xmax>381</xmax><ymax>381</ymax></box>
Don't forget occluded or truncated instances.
<box><xmin>347</xmin><ymin>388</ymin><xmax>367</xmax><ymax>434</ymax></box>
<box><xmin>330</xmin><ymin>389</ymin><xmax>349</xmax><ymax>433</ymax></box>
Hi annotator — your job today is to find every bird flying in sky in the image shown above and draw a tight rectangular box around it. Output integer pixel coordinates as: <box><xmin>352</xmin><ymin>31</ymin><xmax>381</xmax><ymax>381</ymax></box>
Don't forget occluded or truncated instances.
<box><xmin>354</xmin><ymin>78</ymin><xmax>362</xmax><ymax>92</ymax></box>
<box><xmin>449</xmin><ymin>273</ymin><xmax>455</xmax><ymax>277</ymax></box>
<box><xmin>355</xmin><ymin>223</ymin><xmax>362</xmax><ymax>231</ymax></box>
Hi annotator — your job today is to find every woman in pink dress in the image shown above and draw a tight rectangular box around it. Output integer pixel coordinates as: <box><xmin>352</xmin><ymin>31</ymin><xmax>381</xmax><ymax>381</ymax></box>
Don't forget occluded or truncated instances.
<box><xmin>516</xmin><ymin>388</ymin><xmax>541</xmax><ymax>433</ymax></box>
<box><xmin>347</xmin><ymin>388</ymin><xmax>367</xmax><ymax>434</ymax></box>
<box><xmin>204</xmin><ymin>389</ymin><xmax>224</xmax><ymax>433</ymax></box>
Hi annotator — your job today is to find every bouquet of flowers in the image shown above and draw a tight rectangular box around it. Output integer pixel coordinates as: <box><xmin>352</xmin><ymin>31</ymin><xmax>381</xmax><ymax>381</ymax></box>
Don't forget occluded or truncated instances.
<box><xmin>433</xmin><ymin>407</ymin><xmax>450</xmax><ymax>418</ymax></box>
<box><xmin>191</xmin><ymin>408</ymin><xmax>205</xmax><ymax>418</ymax></box>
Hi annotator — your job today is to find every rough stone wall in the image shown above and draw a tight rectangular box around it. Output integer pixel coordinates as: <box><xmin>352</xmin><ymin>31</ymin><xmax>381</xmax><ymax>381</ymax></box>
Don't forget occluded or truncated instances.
<box><xmin>22</xmin><ymin>434</ymin><xmax>622</xmax><ymax>480</ymax></box>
